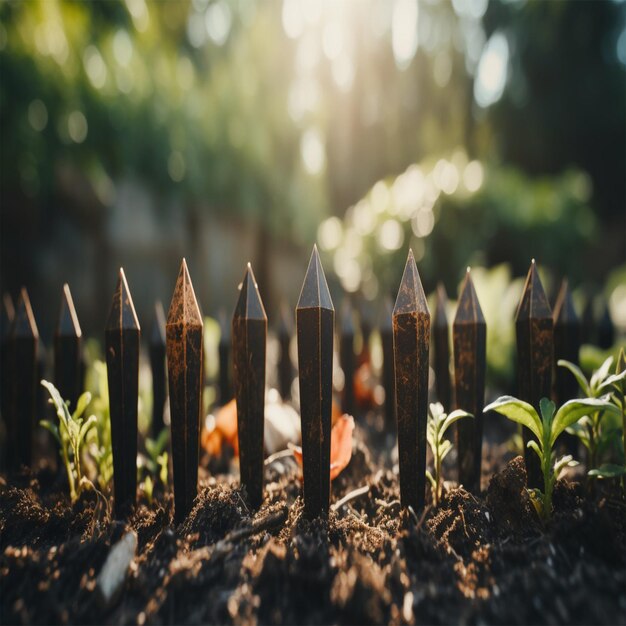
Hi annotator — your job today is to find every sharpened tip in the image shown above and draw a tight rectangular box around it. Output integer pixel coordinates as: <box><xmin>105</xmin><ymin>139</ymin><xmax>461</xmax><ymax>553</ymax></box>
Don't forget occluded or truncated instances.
<box><xmin>516</xmin><ymin>261</ymin><xmax>552</xmax><ymax>322</ymax></box>
<box><xmin>57</xmin><ymin>283</ymin><xmax>82</xmax><ymax>338</ymax></box>
<box><xmin>12</xmin><ymin>287</ymin><xmax>39</xmax><ymax>339</ymax></box>
<box><xmin>167</xmin><ymin>259</ymin><xmax>203</xmax><ymax>328</ymax></box>
<box><xmin>454</xmin><ymin>271</ymin><xmax>485</xmax><ymax>325</ymax></box>
<box><xmin>106</xmin><ymin>269</ymin><xmax>140</xmax><ymax>331</ymax></box>
<box><xmin>297</xmin><ymin>246</ymin><xmax>334</xmax><ymax>311</ymax></box>
<box><xmin>553</xmin><ymin>279</ymin><xmax>578</xmax><ymax>326</ymax></box>
<box><xmin>393</xmin><ymin>249</ymin><xmax>429</xmax><ymax>317</ymax></box>
<box><xmin>233</xmin><ymin>263</ymin><xmax>267</xmax><ymax>321</ymax></box>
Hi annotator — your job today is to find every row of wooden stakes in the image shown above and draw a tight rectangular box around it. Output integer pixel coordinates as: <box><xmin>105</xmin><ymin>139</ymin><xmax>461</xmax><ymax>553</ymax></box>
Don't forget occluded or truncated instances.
<box><xmin>0</xmin><ymin>246</ymin><xmax>584</xmax><ymax>522</ymax></box>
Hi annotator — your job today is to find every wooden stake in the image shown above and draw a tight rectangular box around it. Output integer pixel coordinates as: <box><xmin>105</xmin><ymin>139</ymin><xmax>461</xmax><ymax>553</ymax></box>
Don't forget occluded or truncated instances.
<box><xmin>339</xmin><ymin>299</ymin><xmax>355</xmax><ymax>416</ymax></box>
<box><xmin>380</xmin><ymin>296</ymin><xmax>396</xmax><ymax>431</ymax></box>
<box><xmin>1</xmin><ymin>294</ymin><xmax>14</xmax><ymax>469</ymax></box>
<box><xmin>515</xmin><ymin>260</ymin><xmax>553</xmax><ymax>488</ymax></box>
<box><xmin>105</xmin><ymin>269</ymin><xmax>140</xmax><ymax>518</ymax></box>
<box><xmin>277</xmin><ymin>302</ymin><xmax>293</xmax><ymax>400</ymax></box>
<box><xmin>393</xmin><ymin>249</ymin><xmax>430</xmax><ymax>511</ymax></box>
<box><xmin>232</xmin><ymin>263</ymin><xmax>267</xmax><ymax>509</ymax></box>
<box><xmin>9</xmin><ymin>288</ymin><xmax>39</xmax><ymax>470</ymax></box>
<box><xmin>218</xmin><ymin>309</ymin><xmax>232</xmax><ymax>405</ymax></box>
<box><xmin>453</xmin><ymin>269</ymin><xmax>486</xmax><ymax>494</ymax></box>
<box><xmin>296</xmin><ymin>245</ymin><xmax>334</xmax><ymax>519</ymax></box>
<box><xmin>433</xmin><ymin>283</ymin><xmax>451</xmax><ymax>410</ymax></box>
<box><xmin>54</xmin><ymin>284</ymin><xmax>83</xmax><ymax>409</ymax></box>
<box><xmin>149</xmin><ymin>300</ymin><xmax>167</xmax><ymax>438</ymax></box>
<box><xmin>166</xmin><ymin>259</ymin><xmax>203</xmax><ymax>524</ymax></box>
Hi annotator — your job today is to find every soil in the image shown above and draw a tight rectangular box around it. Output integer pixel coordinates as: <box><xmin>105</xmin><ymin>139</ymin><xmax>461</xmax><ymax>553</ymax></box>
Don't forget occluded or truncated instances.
<box><xmin>1</xmin><ymin>416</ymin><xmax>626</xmax><ymax>625</ymax></box>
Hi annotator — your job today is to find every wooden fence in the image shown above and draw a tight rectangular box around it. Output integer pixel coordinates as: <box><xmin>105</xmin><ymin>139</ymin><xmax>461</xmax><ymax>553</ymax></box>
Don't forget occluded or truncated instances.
<box><xmin>0</xmin><ymin>246</ymin><xmax>614</xmax><ymax>522</ymax></box>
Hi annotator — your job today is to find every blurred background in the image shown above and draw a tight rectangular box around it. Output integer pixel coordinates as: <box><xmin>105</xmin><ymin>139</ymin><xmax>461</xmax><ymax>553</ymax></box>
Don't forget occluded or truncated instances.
<box><xmin>1</xmin><ymin>0</ymin><xmax>625</xmax><ymax>374</ymax></box>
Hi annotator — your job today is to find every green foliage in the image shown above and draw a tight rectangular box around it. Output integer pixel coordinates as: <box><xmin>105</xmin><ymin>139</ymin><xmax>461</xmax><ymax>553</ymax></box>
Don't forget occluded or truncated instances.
<box><xmin>425</xmin><ymin>403</ymin><xmax>472</xmax><ymax>507</ymax></box>
<box><xmin>485</xmin><ymin>396</ymin><xmax>618</xmax><ymax>520</ymax></box>
<box><xmin>40</xmin><ymin>380</ymin><xmax>97</xmax><ymax>503</ymax></box>
<box><xmin>559</xmin><ymin>355</ymin><xmax>626</xmax><ymax>478</ymax></box>
<box><xmin>139</xmin><ymin>427</ymin><xmax>169</xmax><ymax>504</ymax></box>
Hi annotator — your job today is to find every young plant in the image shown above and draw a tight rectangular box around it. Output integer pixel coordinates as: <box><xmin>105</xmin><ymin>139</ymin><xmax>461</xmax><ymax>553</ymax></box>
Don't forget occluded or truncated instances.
<box><xmin>485</xmin><ymin>395</ymin><xmax>619</xmax><ymax>520</ymax></box>
<box><xmin>40</xmin><ymin>380</ymin><xmax>97</xmax><ymax>503</ymax></box>
<box><xmin>559</xmin><ymin>355</ymin><xmax>626</xmax><ymax>478</ymax></box>
<box><xmin>139</xmin><ymin>426</ymin><xmax>170</xmax><ymax>503</ymax></box>
<box><xmin>425</xmin><ymin>402</ymin><xmax>472</xmax><ymax>506</ymax></box>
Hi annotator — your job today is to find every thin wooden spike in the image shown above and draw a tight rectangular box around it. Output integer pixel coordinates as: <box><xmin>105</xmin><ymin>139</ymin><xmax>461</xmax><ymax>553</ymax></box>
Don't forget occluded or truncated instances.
<box><xmin>339</xmin><ymin>298</ymin><xmax>355</xmax><ymax>416</ymax></box>
<box><xmin>380</xmin><ymin>296</ymin><xmax>396</xmax><ymax>431</ymax></box>
<box><xmin>393</xmin><ymin>249</ymin><xmax>430</xmax><ymax>511</ymax></box>
<box><xmin>150</xmin><ymin>300</ymin><xmax>167</xmax><ymax>438</ymax></box>
<box><xmin>105</xmin><ymin>269</ymin><xmax>140</xmax><ymax>518</ymax></box>
<box><xmin>218</xmin><ymin>308</ymin><xmax>232</xmax><ymax>405</ymax></box>
<box><xmin>433</xmin><ymin>282</ymin><xmax>451</xmax><ymax>410</ymax></box>
<box><xmin>453</xmin><ymin>269</ymin><xmax>486</xmax><ymax>494</ymax></box>
<box><xmin>1</xmin><ymin>293</ymin><xmax>14</xmax><ymax>340</ymax></box>
<box><xmin>296</xmin><ymin>245</ymin><xmax>334</xmax><ymax>519</ymax></box>
<box><xmin>277</xmin><ymin>301</ymin><xmax>293</xmax><ymax>400</ymax></box>
<box><xmin>54</xmin><ymin>284</ymin><xmax>83</xmax><ymax>410</ymax></box>
<box><xmin>515</xmin><ymin>260</ymin><xmax>553</xmax><ymax>488</ymax></box>
<box><xmin>232</xmin><ymin>263</ymin><xmax>267</xmax><ymax>509</ymax></box>
<box><xmin>166</xmin><ymin>259</ymin><xmax>203</xmax><ymax>524</ymax></box>
<box><xmin>1</xmin><ymin>293</ymin><xmax>14</xmax><ymax>468</ymax></box>
<box><xmin>9</xmin><ymin>288</ymin><xmax>39</xmax><ymax>470</ymax></box>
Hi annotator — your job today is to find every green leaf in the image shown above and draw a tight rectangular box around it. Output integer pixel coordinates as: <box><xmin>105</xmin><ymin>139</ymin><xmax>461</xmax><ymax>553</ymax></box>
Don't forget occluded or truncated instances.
<box><xmin>426</xmin><ymin>470</ymin><xmax>436</xmax><ymax>490</ymax></box>
<box><xmin>554</xmin><ymin>454</ymin><xmax>578</xmax><ymax>478</ymax></box>
<box><xmin>484</xmin><ymin>396</ymin><xmax>542</xmax><ymax>441</ymax></box>
<box><xmin>597</xmin><ymin>369</ymin><xmax>626</xmax><ymax>393</ymax></box>
<box><xmin>590</xmin><ymin>356</ymin><xmax>614</xmax><ymax>392</ymax></box>
<box><xmin>72</xmin><ymin>391</ymin><xmax>92</xmax><ymax>421</ymax></box>
<box><xmin>78</xmin><ymin>415</ymin><xmax>97</xmax><ymax>444</ymax></box>
<box><xmin>527</xmin><ymin>439</ymin><xmax>543</xmax><ymax>463</ymax></box>
<box><xmin>40</xmin><ymin>420</ymin><xmax>61</xmax><ymax>445</ymax></box>
<box><xmin>551</xmin><ymin>398</ymin><xmax>620</xmax><ymax>446</ymax></box>
<box><xmin>440</xmin><ymin>439</ymin><xmax>453</xmax><ymax>461</ymax></box>
<box><xmin>440</xmin><ymin>410</ymin><xmax>473</xmax><ymax>438</ymax></box>
<box><xmin>539</xmin><ymin>398</ymin><xmax>556</xmax><ymax>430</ymax></box>
<box><xmin>41</xmin><ymin>380</ymin><xmax>72</xmax><ymax>429</ymax></box>
<box><xmin>588</xmin><ymin>464</ymin><xmax>626</xmax><ymax>478</ymax></box>
<box><xmin>557</xmin><ymin>359</ymin><xmax>590</xmax><ymax>396</ymax></box>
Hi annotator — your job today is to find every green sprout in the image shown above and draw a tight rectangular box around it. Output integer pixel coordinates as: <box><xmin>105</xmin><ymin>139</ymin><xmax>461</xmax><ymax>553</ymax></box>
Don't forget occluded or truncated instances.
<box><xmin>559</xmin><ymin>354</ymin><xmax>626</xmax><ymax>479</ymax></box>
<box><xmin>425</xmin><ymin>402</ymin><xmax>472</xmax><ymax>506</ymax></box>
<box><xmin>139</xmin><ymin>427</ymin><xmax>170</xmax><ymax>504</ymax></box>
<box><xmin>40</xmin><ymin>380</ymin><xmax>97</xmax><ymax>503</ymax></box>
<box><xmin>485</xmin><ymin>396</ymin><xmax>619</xmax><ymax>520</ymax></box>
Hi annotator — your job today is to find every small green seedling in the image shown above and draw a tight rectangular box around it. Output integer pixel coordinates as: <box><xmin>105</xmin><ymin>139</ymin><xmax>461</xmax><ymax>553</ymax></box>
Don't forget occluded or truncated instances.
<box><xmin>559</xmin><ymin>354</ymin><xmax>626</xmax><ymax>478</ymax></box>
<box><xmin>485</xmin><ymin>395</ymin><xmax>619</xmax><ymax>520</ymax></box>
<box><xmin>426</xmin><ymin>402</ymin><xmax>472</xmax><ymax>506</ymax></box>
<box><xmin>40</xmin><ymin>380</ymin><xmax>97</xmax><ymax>503</ymax></box>
<box><xmin>139</xmin><ymin>427</ymin><xmax>170</xmax><ymax>502</ymax></box>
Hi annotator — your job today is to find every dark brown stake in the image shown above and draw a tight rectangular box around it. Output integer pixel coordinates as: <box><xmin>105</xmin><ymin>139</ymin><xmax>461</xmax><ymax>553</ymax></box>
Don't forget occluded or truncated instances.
<box><xmin>218</xmin><ymin>309</ymin><xmax>232</xmax><ymax>405</ymax></box>
<box><xmin>232</xmin><ymin>263</ymin><xmax>267</xmax><ymax>509</ymax></box>
<box><xmin>277</xmin><ymin>302</ymin><xmax>293</xmax><ymax>400</ymax></box>
<box><xmin>296</xmin><ymin>245</ymin><xmax>334</xmax><ymax>519</ymax></box>
<box><xmin>1</xmin><ymin>294</ymin><xmax>15</xmax><ymax>468</ymax></box>
<box><xmin>166</xmin><ymin>260</ymin><xmax>204</xmax><ymax>524</ymax></box>
<box><xmin>54</xmin><ymin>284</ymin><xmax>83</xmax><ymax>409</ymax></box>
<box><xmin>581</xmin><ymin>295</ymin><xmax>594</xmax><ymax>345</ymax></box>
<box><xmin>1</xmin><ymin>293</ymin><xmax>14</xmax><ymax>339</ymax></box>
<box><xmin>380</xmin><ymin>296</ymin><xmax>396</xmax><ymax>431</ymax></box>
<box><xmin>150</xmin><ymin>301</ymin><xmax>167</xmax><ymax>438</ymax></box>
<box><xmin>339</xmin><ymin>299</ymin><xmax>355</xmax><ymax>416</ymax></box>
<box><xmin>453</xmin><ymin>269</ymin><xmax>486</xmax><ymax>494</ymax></box>
<box><xmin>597</xmin><ymin>303</ymin><xmax>615</xmax><ymax>350</ymax></box>
<box><xmin>433</xmin><ymin>283</ymin><xmax>451</xmax><ymax>410</ymax></box>
<box><xmin>8</xmin><ymin>289</ymin><xmax>39</xmax><ymax>470</ymax></box>
<box><xmin>105</xmin><ymin>269</ymin><xmax>140</xmax><ymax>519</ymax></box>
<box><xmin>515</xmin><ymin>260</ymin><xmax>553</xmax><ymax>488</ymax></box>
<box><xmin>393</xmin><ymin>249</ymin><xmax>430</xmax><ymax>511</ymax></box>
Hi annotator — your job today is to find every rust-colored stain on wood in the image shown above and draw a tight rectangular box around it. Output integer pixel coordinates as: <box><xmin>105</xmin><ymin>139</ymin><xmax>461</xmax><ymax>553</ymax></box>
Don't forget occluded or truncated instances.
<box><xmin>105</xmin><ymin>269</ymin><xmax>140</xmax><ymax>519</ymax></box>
<box><xmin>393</xmin><ymin>249</ymin><xmax>430</xmax><ymax>511</ymax></box>
<box><xmin>453</xmin><ymin>269</ymin><xmax>486</xmax><ymax>494</ymax></box>
<box><xmin>166</xmin><ymin>259</ymin><xmax>203</xmax><ymax>525</ymax></box>
<box><xmin>296</xmin><ymin>245</ymin><xmax>334</xmax><ymax>519</ymax></box>
<box><xmin>515</xmin><ymin>260</ymin><xmax>553</xmax><ymax>489</ymax></box>
<box><xmin>232</xmin><ymin>263</ymin><xmax>267</xmax><ymax>510</ymax></box>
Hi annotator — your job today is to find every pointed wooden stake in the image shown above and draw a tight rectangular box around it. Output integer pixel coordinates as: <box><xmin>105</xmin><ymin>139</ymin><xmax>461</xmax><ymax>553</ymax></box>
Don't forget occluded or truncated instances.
<box><xmin>277</xmin><ymin>302</ymin><xmax>293</xmax><ymax>400</ymax></box>
<box><xmin>339</xmin><ymin>299</ymin><xmax>355</xmax><ymax>416</ymax></box>
<box><xmin>54</xmin><ymin>284</ymin><xmax>83</xmax><ymax>410</ymax></box>
<box><xmin>380</xmin><ymin>296</ymin><xmax>396</xmax><ymax>431</ymax></box>
<box><xmin>218</xmin><ymin>309</ymin><xmax>232</xmax><ymax>405</ymax></box>
<box><xmin>150</xmin><ymin>301</ymin><xmax>167</xmax><ymax>438</ymax></box>
<box><xmin>433</xmin><ymin>283</ymin><xmax>451</xmax><ymax>410</ymax></box>
<box><xmin>106</xmin><ymin>269</ymin><xmax>140</xmax><ymax>518</ymax></box>
<box><xmin>1</xmin><ymin>293</ymin><xmax>14</xmax><ymax>339</ymax></box>
<box><xmin>8</xmin><ymin>289</ymin><xmax>39</xmax><ymax>470</ymax></box>
<box><xmin>296</xmin><ymin>245</ymin><xmax>334</xmax><ymax>519</ymax></box>
<box><xmin>453</xmin><ymin>269</ymin><xmax>486</xmax><ymax>494</ymax></box>
<box><xmin>515</xmin><ymin>260</ymin><xmax>553</xmax><ymax>488</ymax></box>
<box><xmin>1</xmin><ymin>293</ymin><xmax>15</xmax><ymax>468</ymax></box>
<box><xmin>232</xmin><ymin>263</ymin><xmax>267</xmax><ymax>509</ymax></box>
<box><xmin>393</xmin><ymin>250</ymin><xmax>430</xmax><ymax>511</ymax></box>
<box><xmin>166</xmin><ymin>259</ymin><xmax>203</xmax><ymax>524</ymax></box>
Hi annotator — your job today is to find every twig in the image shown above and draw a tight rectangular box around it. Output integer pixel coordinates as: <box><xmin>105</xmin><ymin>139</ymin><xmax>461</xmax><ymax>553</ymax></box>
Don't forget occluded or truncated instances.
<box><xmin>264</xmin><ymin>449</ymin><xmax>294</xmax><ymax>466</ymax></box>
<box><xmin>331</xmin><ymin>486</ymin><xmax>370</xmax><ymax>512</ymax></box>
<box><xmin>218</xmin><ymin>507</ymin><xmax>288</xmax><ymax>547</ymax></box>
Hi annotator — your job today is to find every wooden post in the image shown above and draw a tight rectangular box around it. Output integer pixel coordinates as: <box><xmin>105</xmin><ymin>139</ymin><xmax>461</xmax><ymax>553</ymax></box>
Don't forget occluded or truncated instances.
<box><xmin>433</xmin><ymin>283</ymin><xmax>451</xmax><ymax>410</ymax></box>
<box><xmin>54</xmin><ymin>284</ymin><xmax>82</xmax><ymax>409</ymax></box>
<box><xmin>166</xmin><ymin>259</ymin><xmax>203</xmax><ymax>524</ymax></box>
<box><xmin>380</xmin><ymin>296</ymin><xmax>396</xmax><ymax>431</ymax></box>
<box><xmin>453</xmin><ymin>269</ymin><xmax>486</xmax><ymax>494</ymax></box>
<box><xmin>296</xmin><ymin>245</ymin><xmax>334</xmax><ymax>519</ymax></box>
<box><xmin>149</xmin><ymin>300</ymin><xmax>167</xmax><ymax>438</ymax></box>
<box><xmin>232</xmin><ymin>263</ymin><xmax>267</xmax><ymax>509</ymax></box>
<box><xmin>393</xmin><ymin>249</ymin><xmax>430</xmax><ymax>511</ymax></box>
<box><xmin>9</xmin><ymin>289</ymin><xmax>39</xmax><ymax>470</ymax></box>
<box><xmin>277</xmin><ymin>302</ymin><xmax>293</xmax><ymax>400</ymax></box>
<box><xmin>339</xmin><ymin>299</ymin><xmax>355</xmax><ymax>416</ymax></box>
<box><xmin>218</xmin><ymin>309</ymin><xmax>232</xmax><ymax>405</ymax></box>
<box><xmin>515</xmin><ymin>260</ymin><xmax>553</xmax><ymax>489</ymax></box>
<box><xmin>105</xmin><ymin>269</ymin><xmax>140</xmax><ymax>518</ymax></box>
<box><xmin>1</xmin><ymin>294</ymin><xmax>14</xmax><ymax>469</ymax></box>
